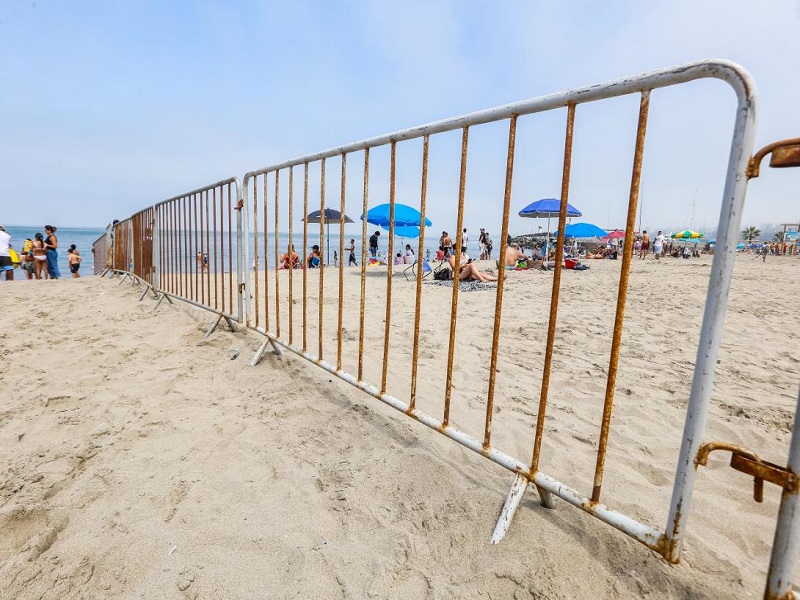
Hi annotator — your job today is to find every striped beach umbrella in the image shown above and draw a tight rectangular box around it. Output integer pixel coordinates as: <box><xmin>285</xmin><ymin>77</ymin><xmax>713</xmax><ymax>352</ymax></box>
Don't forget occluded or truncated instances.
<box><xmin>671</xmin><ymin>230</ymin><xmax>703</xmax><ymax>239</ymax></box>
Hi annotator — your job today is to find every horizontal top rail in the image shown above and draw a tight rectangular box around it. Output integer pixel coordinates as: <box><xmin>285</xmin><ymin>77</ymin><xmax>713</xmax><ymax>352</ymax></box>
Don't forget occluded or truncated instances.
<box><xmin>244</xmin><ymin>59</ymin><xmax>755</xmax><ymax>178</ymax></box>
<box><xmin>154</xmin><ymin>177</ymin><xmax>242</xmax><ymax>209</ymax></box>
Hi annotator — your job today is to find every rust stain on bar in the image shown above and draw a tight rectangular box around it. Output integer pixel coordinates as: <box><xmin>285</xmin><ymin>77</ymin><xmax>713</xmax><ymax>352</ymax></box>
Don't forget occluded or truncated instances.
<box><xmin>484</xmin><ymin>115</ymin><xmax>518</xmax><ymax>450</ymax></box>
<box><xmin>358</xmin><ymin>149</ymin><xmax>369</xmax><ymax>381</ymax></box>
<box><xmin>444</xmin><ymin>126</ymin><xmax>470</xmax><ymax>427</ymax></box>
<box><xmin>212</xmin><ymin>187</ymin><xmax>218</xmax><ymax>310</ymax></box>
<box><xmin>381</xmin><ymin>141</ymin><xmax>397</xmax><ymax>394</ymax></box>
<box><xmin>409</xmin><ymin>135</ymin><xmax>430</xmax><ymax>412</ymax></box>
<box><xmin>303</xmin><ymin>163</ymin><xmax>309</xmax><ymax>352</ymax></box>
<box><xmin>337</xmin><ymin>153</ymin><xmax>346</xmax><ymax>371</ymax></box>
<box><xmin>206</xmin><ymin>189</ymin><xmax>211</xmax><ymax>306</ymax></box>
<box><xmin>531</xmin><ymin>103</ymin><xmax>575</xmax><ymax>473</ymax></box>
<box><xmin>194</xmin><ymin>193</ymin><xmax>199</xmax><ymax>303</ymax></box>
<box><xmin>264</xmin><ymin>174</ymin><xmax>270</xmax><ymax>331</ymax></box>
<box><xmin>591</xmin><ymin>91</ymin><xmax>650</xmax><ymax>504</ymax></box>
<box><xmin>275</xmin><ymin>169</ymin><xmax>281</xmax><ymax>338</ymax></box>
<box><xmin>319</xmin><ymin>158</ymin><xmax>326</xmax><ymax>360</ymax></box>
<box><xmin>228</xmin><ymin>184</ymin><xmax>233</xmax><ymax>314</ymax></box>
<box><xmin>288</xmin><ymin>166</ymin><xmax>294</xmax><ymax>344</ymax></box>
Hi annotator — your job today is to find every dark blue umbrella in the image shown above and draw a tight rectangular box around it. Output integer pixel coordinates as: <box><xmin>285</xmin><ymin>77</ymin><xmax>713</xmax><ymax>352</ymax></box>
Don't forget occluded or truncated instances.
<box><xmin>362</xmin><ymin>203</ymin><xmax>432</xmax><ymax>228</ymax></box>
<box><xmin>302</xmin><ymin>208</ymin><xmax>354</xmax><ymax>264</ymax></box>
<box><xmin>554</xmin><ymin>222</ymin><xmax>608</xmax><ymax>238</ymax></box>
<box><xmin>518</xmin><ymin>198</ymin><xmax>582</xmax><ymax>218</ymax></box>
<box><xmin>518</xmin><ymin>198</ymin><xmax>583</xmax><ymax>260</ymax></box>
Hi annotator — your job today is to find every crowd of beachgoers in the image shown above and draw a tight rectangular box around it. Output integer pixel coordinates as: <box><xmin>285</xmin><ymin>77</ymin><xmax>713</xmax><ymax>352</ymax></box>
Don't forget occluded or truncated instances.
<box><xmin>0</xmin><ymin>225</ymin><xmax>83</xmax><ymax>281</ymax></box>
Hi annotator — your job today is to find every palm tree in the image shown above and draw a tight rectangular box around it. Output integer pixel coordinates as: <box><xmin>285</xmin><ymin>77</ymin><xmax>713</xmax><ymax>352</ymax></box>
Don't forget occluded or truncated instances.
<box><xmin>774</xmin><ymin>231</ymin><xmax>785</xmax><ymax>242</ymax></box>
<box><xmin>741</xmin><ymin>226</ymin><xmax>760</xmax><ymax>242</ymax></box>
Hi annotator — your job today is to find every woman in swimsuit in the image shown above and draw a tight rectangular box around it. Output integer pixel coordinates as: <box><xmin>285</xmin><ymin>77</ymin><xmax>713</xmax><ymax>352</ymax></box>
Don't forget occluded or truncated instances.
<box><xmin>44</xmin><ymin>225</ymin><xmax>60</xmax><ymax>279</ymax></box>
<box><xmin>68</xmin><ymin>245</ymin><xmax>82</xmax><ymax>278</ymax></box>
<box><xmin>32</xmin><ymin>233</ymin><xmax>48</xmax><ymax>280</ymax></box>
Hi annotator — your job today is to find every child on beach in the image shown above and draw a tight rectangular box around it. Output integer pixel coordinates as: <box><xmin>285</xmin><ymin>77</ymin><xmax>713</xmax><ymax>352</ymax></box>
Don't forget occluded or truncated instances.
<box><xmin>68</xmin><ymin>245</ymin><xmax>82</xmax><ymax>278</ymax></box>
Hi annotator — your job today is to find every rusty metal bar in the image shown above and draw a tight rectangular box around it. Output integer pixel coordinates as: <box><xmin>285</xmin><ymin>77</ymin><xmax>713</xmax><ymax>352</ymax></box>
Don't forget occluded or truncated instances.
<box><xmin>443</xmin><ymin>126</ymin><xmax>469</xmax><ymax>427</ymax></box>
<box><xmin>592</xmin><ymin>91</ymin><xmax>650</xmax><ymax>504</ymax></box>
<box><xmin>531</xmin><ymin>103</ymin><xmax>576</xmax><ymax>472</ymax></box>
<box><xmin>484</xmin><ymin>116</ymin><xmax>518</xmax><ymax>450</ymax></box>
<box><xmin>409</xmin><ymin>135</ymin><xmax>429</xmax><ymax>412</ymax></box>
<box><xmin>337</xmin><ymin>153</ymin><xmax>346</xmax><ymax>371</ymax></box>
<box><xmin>303</xmin><ymin>162</ymin><xmax>309</xmax><ymax>352</ymax></box>
<box><xmin>253</xmin><ymin>175</ymin><xmax>260</xmax><ymax>328</ymax></box>
<box><xmin>219</xmin><ymin>188</ymin><xmax>225</xmax><ymax>313</ymax></box>
<box><xmin>264</xmin><ymin>173</ymin><xmax>271</xmax><ymax>331</ymax></box>
<box><xmin>274</xmin><ymin>170</ymin><xmax>280</xmax><ymax>338</ymax></box>
<box><xmin>182</xmin><ymin>196</ymin><xmax>188</xmax><ymax>298</ymax></box>
<box><xmin>228</xmin><ymin>184</ymin><xmax>233</xmax><ymax>317</ymax></box>
<box><xmin>213</xmin><ymin>187</ymin><xmax>218</xmax><ymax>310</ymax></box>
<box><xmin>358</xmin><ymin>149</ymin><xmax>369</xmax><ymax>381</ymax></box>
<box><xmin>288</xmin><ymin>166</ymin><xmax>294</xmax><ymax>345</ymax></box>
<box><xmin>206</xmin><ymin>189</ymin><xmax>211</xmax><ymax>307</ymax></box>
<box><xmin>194</xmin><ymin>193</ymin><xmax>199</xmax><ymax>302</ymax></box>
<box><xmin>319</xmin><ymin>158</ymin><xmax>326</xmax><ymax>359</ymax></box>
<box><xmin>380</xmin><ymin>141</ymin><xmax>397</xmax><ymax>394</ymax></box>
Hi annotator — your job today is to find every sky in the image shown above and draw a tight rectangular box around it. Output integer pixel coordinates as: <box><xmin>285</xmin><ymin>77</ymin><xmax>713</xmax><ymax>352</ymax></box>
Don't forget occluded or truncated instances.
<box><xmin>1</xmin><ymin>0</ymin><xmax>799</xmax><ymax>237</ymax></box>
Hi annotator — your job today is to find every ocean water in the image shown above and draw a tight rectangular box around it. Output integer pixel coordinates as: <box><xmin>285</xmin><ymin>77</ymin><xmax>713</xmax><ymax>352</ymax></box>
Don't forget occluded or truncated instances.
<box><xmin>3</xmin><ymin>225</ymin><xmax>105</xmax><ymax>278</ymax></box>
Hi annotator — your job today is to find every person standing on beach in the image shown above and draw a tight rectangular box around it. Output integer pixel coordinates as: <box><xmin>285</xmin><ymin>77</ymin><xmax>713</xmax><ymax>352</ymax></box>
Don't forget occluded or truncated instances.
<box><xmin>478</xmin><ymin>228</ymin><xmax>486</xmax><ymax>259</ymax></box>
<box><xmin>0</xmin><ymin>225</ymin><xmax>13</xmax><ymax>281</ymax></box>
<box><xmin>639</xmin><ymin>230</ymin><xmax>650</xmax><ymax>260</ymax></box>
<box><xmin>369</xmin><ymin>231</ymin><xmax>380</xmax><ymax>258</ymax></box>
<box><xmin>461</xmin><ymin>228</ymin><xmax>468</xmax><ymax>256</ymax></box>
<box><xmin>44</xmin><ymin>225</ymin><xmax>60</xmax><ymax>278</ymax></box>
<box><xmin>32</xmin><ymin>233</ymin><xmax>48</xmax><ymax>279</ymax></box>
<box><xmin>348</xmin><ymin>239</ymin><xmax>357</xmax><ymax>266</ymax></box>
<box><xmin>653</xmin><ymin>230</ymin><xmax>664</xmax><ymax>260</ymax></box>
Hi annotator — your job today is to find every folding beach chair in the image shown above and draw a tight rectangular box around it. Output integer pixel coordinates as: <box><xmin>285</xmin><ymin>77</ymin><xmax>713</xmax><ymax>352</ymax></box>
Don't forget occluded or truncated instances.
<box><xmin>403</xmin><ymin>258</ymin><xmax>432</xmax><ymax>281</ymax></box>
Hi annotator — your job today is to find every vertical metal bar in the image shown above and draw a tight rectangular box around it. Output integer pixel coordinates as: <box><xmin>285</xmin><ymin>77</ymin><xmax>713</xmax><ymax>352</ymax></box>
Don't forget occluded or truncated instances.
<box><xmin>380</xmin><ymin>141</ymin><xmax>397</xmax><ymax>394</ymax></box>
<box><xmin>358</xmin><ymin>149</ymin><xmax>369</xmax><ymax>381</ymax></box>
<box><xmin>206</xmin><ymin>188</ymin><xmax>211</xmax><ymax>306</ymax></box>
<box><xmin>194</xmin><ymin>193</ymin><xmax>199</xmax><ymax>302</ymax></box>
<box><xmin>664</xmin><ymin>69</ymin><xmax>757</xmax><ymax>564</ymax></box>
<box><xmin>182</xmin><ymin>196</ymin><xmax>188</xmax><ymax>298</ymax></box>
<box><xmin>531</xmin><ymin>103</ymin><xmax>576</xmax><ymax>471</ymax></box>
<box><xmin>764</xmin><ymin>387</ymin><xmax>800</xmax><ymax>600</ymax></box>
<box><xmin>319</xmin><ymin>158</ymin><xmax>326</xmax><ymax>359</ymax></box>
<box><xmin>274</xmin><ymin>169</ymin><xmax>280</xmax><ymax>338</ymax></box>
<box><xmin>201</xmin><ymin>191</ymin><xmax>206</xmax><ymax>305</ymax></box>
<box><xmin>213</xmin><ymin>186</ymin><xmax>218</xmax><ymax>311</ymax></box>
<box><xmin>409</xmin><ymin>136</ymin><xmax>429</xmax><ymax>411</ymax></box>
<box><xmin>337</xmin><ymin>153</ymin><xmax>346</xmax><ymax>371</ymax></box>
<box><xmin>288</xmin><ymin>166</ymin><xmax>294</xmax><ymax>345</ymax></box>
<box><xmin>219</xmin><ymin>188</ymin><xmax>225</xmax><ymax>313</ymax></box>
<box><xmin>443</xmin><ymin>127</ymin><xmax>469</xmax><ymax>427</ymax></box>
<box><xmin>173</xmin><ymin>200</ymin><xmax>178</xmax><ymax>296</ymax></box>
<box><xmin>592</xmin><ymin>91</ymin><xmax>650</xmax><ymax>503</ymax></box>
<box><xmin>253</xmin><ymin>176</ymin><xmax>260</xmax><ymax>328</ymax></box>
<box><xmin>264</xmin><ymin>173</ymin><xmax>270</xmax><ymax>331</ymax></box>
<box><xmin>303</xmin><ymin>162</ymin><xmax>309</xmax><ymax>352</ymax></box>
<box><xmin>228</xmin><ymin>184</ymin><xmax>233</xmax><ymax>317</ymax></box>
<box><xmin>484</xmin><ymin>116</ymin><xmax>518</xmax><ymax>449</ymax></box>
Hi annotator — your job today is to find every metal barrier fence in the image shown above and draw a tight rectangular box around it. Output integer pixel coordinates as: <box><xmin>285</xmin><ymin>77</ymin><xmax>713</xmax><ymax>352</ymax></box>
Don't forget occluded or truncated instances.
<box><xmin>242</xmin><ymin>58</ymin><xmax>761</xmax><ymax>565</ymax></box>
<box><xmin>91</xmin><ymin>228</ymin><xmax>110</xmax><ymax>275</ymax></box>
<box><xmin>89</xmin><ymin>59</ymin><xmax>800</xmax><ymax>598</ymax></box>
<box><xmin>153</xmin><ymin>178</ymin><xmax>244</xmax><ymax>325</ymax></box>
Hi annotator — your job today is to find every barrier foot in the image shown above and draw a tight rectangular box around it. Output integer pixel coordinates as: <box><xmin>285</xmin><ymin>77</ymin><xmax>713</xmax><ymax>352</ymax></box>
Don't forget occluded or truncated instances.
<box><xmin>99</xmin><ymin>267</ymin><xmax>110</xmax><ymax>277</ymax></box>
<box><xmin>536</xmin><ymin>484</ymin><xmax>556</xmax><ymax>509</ymax></box>
<box><xmin>204</xmin><ymin>315</ymin><xmax>223</xmax><ymax>340</ymax></box>
<box><xmin>223</xmin><ymin>315</ymin><xmax>238</xmax><ymax>333</ymax></box>
<box><xmin>251</xmin><ymin>336</ymin><xmax>283</xmax><ymax>367</ymax></box>
<box><xmin>138</xmin><ymin>285</ymin><xmax>152</xmax><ymax>302</ymax></box>
<box><xmin>151</xmin><ymin>292</ymin><xmax>174</xmax><ymax>312</ymax></box>
<box><xmin>117</xmin><ymin>273</ymin><xmax>128</xmax><ymax>285</ymax></box>
<box><xmin>491</xmin><ymin>474</ymin><xmax>529</xmax><ymax>544</ymax></box>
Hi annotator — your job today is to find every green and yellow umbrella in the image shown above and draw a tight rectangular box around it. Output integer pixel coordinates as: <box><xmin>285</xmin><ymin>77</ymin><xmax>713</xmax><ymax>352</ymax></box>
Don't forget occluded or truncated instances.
<box><xmin>671</xmin><ymin>229</ymin><xmax>703</xmax><ymax>239</ymax></box>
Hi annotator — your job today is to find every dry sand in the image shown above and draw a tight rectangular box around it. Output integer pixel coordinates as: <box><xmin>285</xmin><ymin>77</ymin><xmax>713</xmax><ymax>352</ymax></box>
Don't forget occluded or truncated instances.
<box><xmin>1</xmin><ymin>253</ymin><xmax>798</xmax><ymax>599</ymax></box>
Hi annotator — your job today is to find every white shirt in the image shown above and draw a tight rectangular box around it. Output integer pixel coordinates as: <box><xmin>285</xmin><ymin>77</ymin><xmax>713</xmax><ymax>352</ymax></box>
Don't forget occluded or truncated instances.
<box><xmin>0</xmin><ymin>230</ymin><xmax>10</xmax><ymax>257</ymax></box>
<box><xmin>654</xmin><ymin>234</ymin><xmax>665</xmax><ymax>249</ymax></box>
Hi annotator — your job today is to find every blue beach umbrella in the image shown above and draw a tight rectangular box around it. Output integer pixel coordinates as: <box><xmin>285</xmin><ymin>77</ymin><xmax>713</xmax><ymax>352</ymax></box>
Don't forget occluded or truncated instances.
<box><xmin>362</xmin><ymin>203</ymin><xmax>432</xmax><ymax>229</ymax></box>
<box><xmin>554</xmin><ymin>222</ymin><xmax>608</xmax><ymax>239</ymax></box>
<box><xmin>518</xmin><ymin>198</ymin><xmax>583</xmax><ymax>260</ymax></box>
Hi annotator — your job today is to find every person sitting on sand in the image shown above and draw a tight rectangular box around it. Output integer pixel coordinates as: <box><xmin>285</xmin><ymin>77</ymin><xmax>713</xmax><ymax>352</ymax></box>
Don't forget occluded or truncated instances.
<box><xmin>504</xmin><ymin>244</ymin><xmax>529</xmax><ymax>267</ymax></box>
<box><xmin>279</xmin><ymin>245</ymin><xmax>301</xmax><ymax>269</ymax></box>
<box><xmin>448</xmin><ymin>254</ymin><xmax>497</xmax><ymax>282</ymax></box>
<box><xmin>307</xmin><ymin>245</ymin><xmax>321</xmax><ymax>268</ymax></box>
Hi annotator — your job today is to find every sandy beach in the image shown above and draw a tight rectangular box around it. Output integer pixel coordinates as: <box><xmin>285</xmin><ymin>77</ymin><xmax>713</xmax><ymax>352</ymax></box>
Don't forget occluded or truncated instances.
<box><xmin>1</xmin><ymin>253</ymin><xmax>798</xmax><ymax>599</ymax></box>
